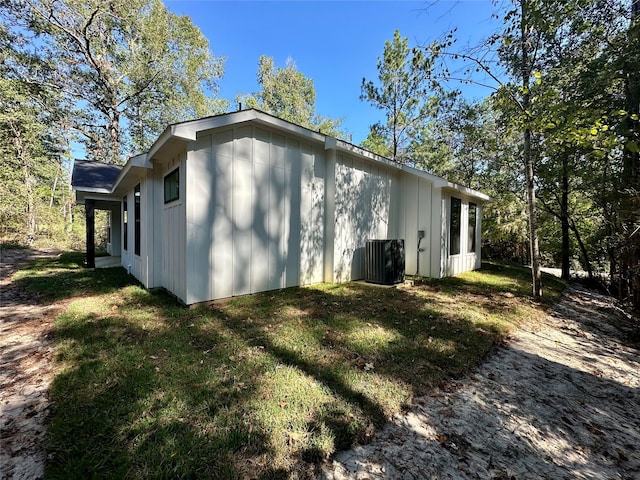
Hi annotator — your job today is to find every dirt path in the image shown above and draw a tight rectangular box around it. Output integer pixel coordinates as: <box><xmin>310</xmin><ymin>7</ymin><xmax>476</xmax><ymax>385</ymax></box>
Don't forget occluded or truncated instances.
<box><xmin>1</xmin><ymin>249</ymin><xmax>63</xmax><ymax>480</ymax></box>
<box><xmin>321</xmin><ymin>285</ymin><xmax>640</xmax><ymax>479</ymax></box>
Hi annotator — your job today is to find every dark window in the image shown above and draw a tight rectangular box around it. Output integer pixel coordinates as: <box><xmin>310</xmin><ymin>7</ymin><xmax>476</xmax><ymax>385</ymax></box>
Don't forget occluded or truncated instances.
<box><xmin>123</xmin><ymin>197</ymin><xmax>128</xmax><ymax>251</ymax></box>
<box><xmin>468</xmin><ymin>203</ymin><xmax>477</xmax><ymax>253</ymax></box>
<box><xmin>164</xmin><ymin>168</ymin><xmax>179</xmax><ymax>204</ymax></box>
<box><xmin>134</xmin><ymin>184</ymin><xmax>141</xmax><ymax>256</ymax></box>
<box><xmin>450</xmin><ymin>197</ymin><xmax>461</xmax><ymax>255</ymax></box>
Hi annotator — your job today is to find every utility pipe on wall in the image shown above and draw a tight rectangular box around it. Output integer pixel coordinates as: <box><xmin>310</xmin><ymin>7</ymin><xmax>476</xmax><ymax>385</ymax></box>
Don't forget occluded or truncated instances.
<box><xmin>416</xmin><ymin>230</ymin><xmax>425</xmax><ymax>275</ymax></box>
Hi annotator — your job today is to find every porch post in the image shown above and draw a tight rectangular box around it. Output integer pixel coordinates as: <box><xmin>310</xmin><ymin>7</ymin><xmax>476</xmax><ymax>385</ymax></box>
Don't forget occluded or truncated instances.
<box><xmin>85</xmin><ymin>199</ymin><xmax>95</xmax><ymax>268</ymax></box>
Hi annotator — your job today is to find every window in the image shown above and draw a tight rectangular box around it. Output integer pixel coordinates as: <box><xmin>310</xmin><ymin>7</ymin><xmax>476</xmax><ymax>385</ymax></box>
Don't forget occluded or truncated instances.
<box><xmin>468</xmin><ymin>203</ymin><xmax>477</xmax><ymax>253</ymax></box>
<box><xmin>123</xmin><ymin>197</ymin><xmax>128</xmax><ymax>251</ymax></box>
<box><xmin>164</xmin><ymin>167</ymin><xmax>179</xmax><ymax>203</ymax></box>
<box><xmin>450</xmin><ymin>197</ymin><xmax>461</xmax><ymax>255</ymax></box>
<box><xmin>134</xmin><ymin>184</ymin><xmax>141</xmax><ymax>256</ymax></box>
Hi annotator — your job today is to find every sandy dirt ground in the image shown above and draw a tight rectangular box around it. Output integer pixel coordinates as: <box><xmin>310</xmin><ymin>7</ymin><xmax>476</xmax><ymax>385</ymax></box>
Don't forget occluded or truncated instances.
<box><xmin>321</xmin><ymin>285</ymin><xmax>640</xmax><ymax>479</ymax></box>
<box><xmin>1</xmin><ymin>249</ymin><xmax>62</xmax><ymax>480</ymax></box>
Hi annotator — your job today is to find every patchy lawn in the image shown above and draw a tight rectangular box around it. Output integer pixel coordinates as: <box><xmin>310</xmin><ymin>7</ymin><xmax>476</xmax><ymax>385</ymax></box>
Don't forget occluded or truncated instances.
<box><xmin>14</xmin><ymin>254</ymin><xmax>565</xmax><ymax>479</ymax></box>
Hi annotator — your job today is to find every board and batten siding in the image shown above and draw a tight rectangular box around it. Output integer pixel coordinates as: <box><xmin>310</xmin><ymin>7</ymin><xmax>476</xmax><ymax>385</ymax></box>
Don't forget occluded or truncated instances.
<box><xmin>397</xmin><ymin>173</ymin><xmax>442</xmax><ymax>278</ymax></box>
<box><xmin>333</xmin><ymin>154</ymin><xmax>400</xmax><ymax>282</ymax></box>
<box><xmin>120</xmin><ymin>174</ymin><xmax>151</xmax><ymax>287</ymax></box>
<box><xmin>184</xmin><ymin>125</ymin><xmax>326</xmax><ymax>304</ymax></box>
<box><xmin>159</xmin><ymin>154</ymin><xmax>187</xmax><ymax>301</ymax></box>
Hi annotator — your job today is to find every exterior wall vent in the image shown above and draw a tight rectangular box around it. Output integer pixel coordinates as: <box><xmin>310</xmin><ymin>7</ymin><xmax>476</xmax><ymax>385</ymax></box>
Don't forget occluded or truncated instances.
<box><xmin>365</xmin><ymin>239</ymin><xmax>405</xmax><ymax>285</ymax></box>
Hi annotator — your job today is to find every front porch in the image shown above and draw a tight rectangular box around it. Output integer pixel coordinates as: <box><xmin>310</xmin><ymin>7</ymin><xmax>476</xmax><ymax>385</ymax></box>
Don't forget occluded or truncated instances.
<box><xmin>71</xmin><ymin>160</ymin><xmax>124</xmax><ymax>269</ymax></box>
<box><xmin>96</xmin><ymin>255</ymin><xmax>122</xmax><ymax>269</ymax></box>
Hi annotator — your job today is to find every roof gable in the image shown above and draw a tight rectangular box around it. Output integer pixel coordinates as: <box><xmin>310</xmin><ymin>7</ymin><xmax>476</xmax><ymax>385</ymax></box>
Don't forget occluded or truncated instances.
<box><xmin>70</xmin><ymin>110</ymin><xmax>490</xmax><ymax>203</ymax></box>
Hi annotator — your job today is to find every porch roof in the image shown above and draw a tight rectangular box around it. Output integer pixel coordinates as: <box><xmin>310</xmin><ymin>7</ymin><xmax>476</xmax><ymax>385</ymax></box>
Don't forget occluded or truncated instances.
<box><xmin>71</xmin><ymin>159</ymin><xmax>123</xmax><ymax>194</ymax></box>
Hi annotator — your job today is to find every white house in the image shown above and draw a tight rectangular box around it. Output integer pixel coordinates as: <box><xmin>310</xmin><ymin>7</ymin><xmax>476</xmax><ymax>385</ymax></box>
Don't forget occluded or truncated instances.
<box><xmin>72</xmin><ymin>109</ymin><xmax>490</xmax><ymax>305</ymax></box>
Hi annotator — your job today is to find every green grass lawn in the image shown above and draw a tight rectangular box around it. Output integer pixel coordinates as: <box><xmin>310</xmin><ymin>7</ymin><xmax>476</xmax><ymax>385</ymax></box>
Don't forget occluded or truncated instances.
<box><xmin>15</xmin><ymin>253</ymin><xmax>565</xmax><ymax>479</ymax></box>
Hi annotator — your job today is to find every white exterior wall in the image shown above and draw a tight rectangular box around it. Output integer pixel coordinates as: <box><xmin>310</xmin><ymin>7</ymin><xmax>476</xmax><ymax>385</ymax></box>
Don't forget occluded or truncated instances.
<box><xmin>92</xmin><ymin>111</ymin><xmax>488</xmax><ymax>306</ymax></box>
<box><xmin>120</xmin><ymin>173</ymin><xmax>152</xmax><ymax>287</ymax></box>
<box><xmin>156</xmin><ymin>154</ymin><xmax>187</xmax><ymax>300</ymax></box>
<box><xmin>184</xmin><ymin>125</ymin><xmax>326</xmax><ymax>304</ymax></box>
<box><xmin>442</xmin><ymin>191</ymin><xmax>483</xmax><ymax>276</ymax></box>
<box><xmin>397</xmin><ymin>173</ymin><xmax>438</xmax><ymax>278</ymax></box>
<box><xmin>333</xmin><ymin>154</ymin><xmax>400</xmax><ymax>282</ymax></box>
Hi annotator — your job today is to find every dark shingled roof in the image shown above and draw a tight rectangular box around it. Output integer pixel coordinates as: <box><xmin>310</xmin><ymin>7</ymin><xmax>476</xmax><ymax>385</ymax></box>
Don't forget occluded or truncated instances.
<box><xmin>71</xmin><ymin>159</ymin><xmax>122</xmax><ymax>192</ymax></box>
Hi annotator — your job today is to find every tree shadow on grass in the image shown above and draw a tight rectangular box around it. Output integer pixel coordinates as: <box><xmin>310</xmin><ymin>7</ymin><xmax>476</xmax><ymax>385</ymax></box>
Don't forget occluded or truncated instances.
<box><xmin>46</xmin><ymin>296</ymin><xmax>274</xmax><ymax>480</ymax></box>
<box><xmin>35</xmin><ymin>256</ymin><xmax>570</xmax><ymax>479</ymax></box>
<box><xmin>12</xmin><ymin>252</ymin><xmax>135</xmax><ymax>302</ymax></box>
<box><xmin>210</xmin><ymin>282</ymin><xmax>512</xmax><ymax>463</ymax></box>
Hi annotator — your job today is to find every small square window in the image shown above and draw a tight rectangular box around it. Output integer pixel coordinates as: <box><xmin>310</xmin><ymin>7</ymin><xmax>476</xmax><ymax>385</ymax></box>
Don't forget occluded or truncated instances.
<box><xmin>164</xmin><ymin>168</ymin><xmax>179</xmax><ymax>204</ymax></box>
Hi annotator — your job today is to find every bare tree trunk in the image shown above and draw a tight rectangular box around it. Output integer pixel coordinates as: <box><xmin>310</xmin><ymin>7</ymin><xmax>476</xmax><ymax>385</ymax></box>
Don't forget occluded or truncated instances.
<box><xmin>109</xmin><ymin>109</ymin><xmax>121</xmax><ymax>164</ymax></box>
<box><xmin>561</xmin><ymin>153</ymin><xmax>571</xmax><ymax>280</ymax></box>
<box><xmin>568</xmin><ymin>218</ymin><xmax>593</xmax><ymax>279</ymax></box>
<box><xmin>521</xmin><ymin>1</ymin><xmax>543</xmax><ymax>297</ymax></box>
<box><xmin>14</xmin><ymin>129</ymin><xmax>36</xmax><ymax>245</ymax></box>
<box><xmin>524</xmin><ymin>127</ymin><xmax>542</xmax><ymax>296</ymax></box>
<box><xmin>49</xmin><ymin>163</ymin><xmax>59</xmax><ymax>208</ymax></box>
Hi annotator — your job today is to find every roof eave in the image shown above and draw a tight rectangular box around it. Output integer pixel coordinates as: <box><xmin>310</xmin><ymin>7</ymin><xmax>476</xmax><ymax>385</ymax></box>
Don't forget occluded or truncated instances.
<box><xmin>111</xmin><ymin>154</ymin><xmax>152</xmax><ymax>195</ymax></box>
<box><xmin>442</xmin><ymin>184</ymin><xmax>492</xmax><ymax>202</ymax></box>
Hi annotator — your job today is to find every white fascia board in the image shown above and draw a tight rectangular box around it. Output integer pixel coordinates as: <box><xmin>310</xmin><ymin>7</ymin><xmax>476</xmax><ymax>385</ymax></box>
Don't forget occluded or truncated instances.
<box><xmin>110</xmin><ymin>153</ymin><xmax>151</xmax><ymax>193</ymax></box>
<box><xmin>171</xmin><ymin>124</ymin><xmax>198</xmax><ymax>142</ymax></box>
<box><xmin>184</xmin><ymin>109</ymin><xmax>327</xmax><ymax>143</ymax></box>
<box><xmin>148</xmin><ymin>110</ymin><xmax>325</xmax><ymax>159</ymax></box>
<box><xmin>75</xmin><ymin>191</ymin><xmax>121</xmax><ymax>205</ymax></box>
<box><xmin>72</xmin><ymin>185</ymin><xmax>111</xmax><ymax>194</ymax></box>
<box><xmin>401</xmin><ymin>164</ymin><xmax>449</xmax><ymax>188</ymax></box>
<box><xmin>185</xmin><ymin>109</ymin><xmax>328</xmax><ymax>143</ymax></box>
<box><xmin>442</xmin><ymin>184</ymin><xmax>492</xmax><ymax>202</ymax></box>
<box><xmin>401</xmin><ymin>164</ymin><xmax>491</xmax><ymax>202</ymax></box>
<box><xmin>325</xmin><ymin>137</ymin><xmax>410</xmax><ymax>175</ymax></box>
<box><xmin>251</xmin><ymin>111</ymin><xmax>327</xmax><ymax>142</ymax></box>
<box><xmin>177</xmin><ymin>109</ymin><xmax>260</xmax><ymax>133</ymax></box>
<box><xmin>82</xmin><ymin>194</ymin><xmax>121</xmax><ymax>203</ymax></box>
<box><xmin>145</xmin><ymin>124</ymin><xmax>196</xmax><ymax>162</ymax></box>
<box><xmin>162</xmin><ymin>110</ymin><xmax>258</xmax><ymax>137</ymax></box>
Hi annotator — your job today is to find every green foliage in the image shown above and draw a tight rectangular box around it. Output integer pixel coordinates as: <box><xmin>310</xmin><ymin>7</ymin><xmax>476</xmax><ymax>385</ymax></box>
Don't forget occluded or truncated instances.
<box><xmin>2</xmin><ymin>0</ymin><xmax>227</xmax><ymax>163</ymax></box>
<box><xmin>412</xmin><ymin>98</ymin><xmax>499</xmax><ymax>186</ymax></box>
<box><xmin>0</xmin><ymin>35</ymin><xmax>70</xmax><ymax>246</ymax></box>
<box><xmin>360</xmin><ymin>124</ymin><xmax>391</xmax><ymax>157</ymax></box>
<box><xmin>361</xmin><ymin>30</ymin><xmax>452</xmax><ymax>164</ymax></box>
<box><xmin>237</xmin><ymin>55</ymin><xmax>346</xmax><ymax>138</ymax></box>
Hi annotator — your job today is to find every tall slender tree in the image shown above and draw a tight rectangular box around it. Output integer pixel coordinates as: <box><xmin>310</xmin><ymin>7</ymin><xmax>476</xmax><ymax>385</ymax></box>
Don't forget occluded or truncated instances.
<box><xmin>237</xmin><ymin>55</ymin><xmax>345</xmax><ymax>138</ymax></box>
<box><xmin>361</xmin><ymin>30</ymin><xmax>448</xmax><ymax>164</ymax></box>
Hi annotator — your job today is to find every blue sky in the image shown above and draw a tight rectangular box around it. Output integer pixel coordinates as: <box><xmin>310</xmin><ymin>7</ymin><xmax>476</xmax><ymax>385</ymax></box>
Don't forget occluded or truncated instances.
<box><xmin>165</xmin><ymin>0</ymin><xmax>503</xmax><ymax>144</ymax></box>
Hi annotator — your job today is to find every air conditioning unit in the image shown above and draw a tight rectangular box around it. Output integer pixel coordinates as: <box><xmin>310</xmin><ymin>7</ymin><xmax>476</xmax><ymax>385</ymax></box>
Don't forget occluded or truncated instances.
<box><xmin>365</xmin><ymin>239</ymin><xmax>405</xmax><ymax>285</ymax></box>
